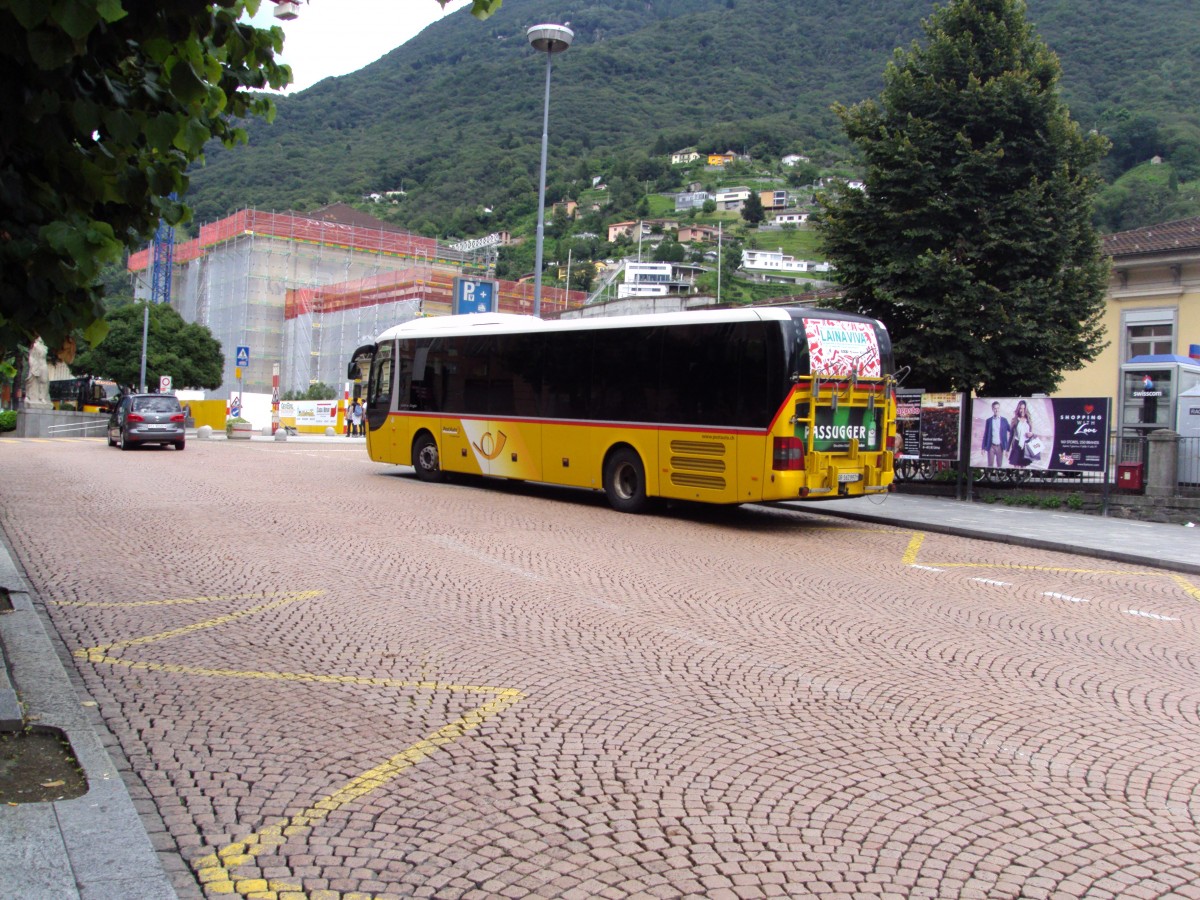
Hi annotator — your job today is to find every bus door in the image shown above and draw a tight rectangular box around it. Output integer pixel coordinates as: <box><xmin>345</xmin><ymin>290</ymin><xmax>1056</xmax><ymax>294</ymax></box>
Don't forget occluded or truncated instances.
<box><xmin>415</xmin><ymin>338</ymin><xmax>482</xmax><ymax>476</ymax></box>
<box><xmin>481</xmin><ymin>333</ymin><xmax>542</xmax><ymax>482</ymax></box>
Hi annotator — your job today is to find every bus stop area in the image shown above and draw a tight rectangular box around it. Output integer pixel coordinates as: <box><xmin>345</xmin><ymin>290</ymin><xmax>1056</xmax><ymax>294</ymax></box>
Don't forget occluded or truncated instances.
<box><xmin>0</xmin><ymin>434</ymin><xmax>1195</xmax><ymax>897</ymax></box>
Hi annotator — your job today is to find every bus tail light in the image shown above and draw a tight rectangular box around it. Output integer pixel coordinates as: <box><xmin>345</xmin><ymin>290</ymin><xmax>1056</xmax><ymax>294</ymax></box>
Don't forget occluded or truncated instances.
<box><xmin>773</xmin><ymin>437</ymin><xmax>805</xmax><ymax>471</ymax></box>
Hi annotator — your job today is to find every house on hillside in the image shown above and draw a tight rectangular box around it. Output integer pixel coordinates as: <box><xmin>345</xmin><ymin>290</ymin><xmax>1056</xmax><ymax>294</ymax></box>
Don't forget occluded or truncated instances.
<box><xmin>552</xmin><ymin>199</ymin><xmax>578</xmax><ymax>219</ymax></box>
<box><xmin>674</xmin><ymin>190</ymin><xmax>712</xmax><ymax>211</ymax></box>
<box><xmin>773</xmin><ymin>212</ymin><xmax>809</xmax><ymax>226</ymax></box>
<box><xmin>707</xmin><ymin>152</ymin><xmax>737</xmax><ymax>167</ymax></box>
<box><xmin>677</xmin><ymin>224</ymin><xmax>722</xmax><ymax>244</ymax></box>
<box><xmin>671</xmin><ymin>148</ymin><xmax>701</xmax><ymax>165</ymax></box>
<box><xmin>781</xmin><ymin>154</ymin><xmax>811</xmax><ymax>167</ymax></box>
<box><xmin>714</xmin><ymin>187</ymin><xmax>751</xmax><ymax>211</ymax></box>
<box><xmin>617</xmin><ymin>261</ymin><xmax>706</xmax><ymax>299</ymax></box>
<box><xmin>742</xmin><ymin>247</ymin><xmax>832</xmax><ymax>275</ymax></box>
<box><xmin>606</xmin><ymin>220</ymin><xmax>677</xmax><ymax>242</ymax></box>
<box><xmin>758</xmin><ymin>189</ymin><xmax>789</xmax><ymax>210</ymax></box>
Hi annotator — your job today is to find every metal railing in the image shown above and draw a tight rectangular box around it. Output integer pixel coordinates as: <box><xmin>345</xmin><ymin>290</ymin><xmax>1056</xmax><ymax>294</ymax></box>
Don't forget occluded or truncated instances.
<box><xmin>46</xmin><ymin>420</ymin><xmax>108</xmax><ymax>436</ymax></box>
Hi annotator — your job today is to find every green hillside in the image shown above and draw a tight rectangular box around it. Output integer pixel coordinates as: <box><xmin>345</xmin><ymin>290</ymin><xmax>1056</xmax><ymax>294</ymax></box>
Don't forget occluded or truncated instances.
<box><xmin>186</xmin><ymin>0</ymin><xmax>1200</xmax><ymax>239</ymax></box>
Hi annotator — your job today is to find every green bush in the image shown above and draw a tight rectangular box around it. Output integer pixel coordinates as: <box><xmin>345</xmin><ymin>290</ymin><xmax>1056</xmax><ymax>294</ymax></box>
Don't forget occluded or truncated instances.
<box><xmin>0</xmin><ymin>410</ymin><xmax>15</xmax><ymax>432</ymax></box>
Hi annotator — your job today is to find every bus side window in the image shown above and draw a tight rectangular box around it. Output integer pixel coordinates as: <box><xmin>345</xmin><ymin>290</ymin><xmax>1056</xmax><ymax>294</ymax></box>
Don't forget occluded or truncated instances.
<box><xmin>368</xmin><ymin>343</ymin><xmax>393</xmax><ymax>411</ymax></box>
<box><xmin>410</xmin><ymin>341</ymin><xmax>439</xmax><ymax>412</ymax></box>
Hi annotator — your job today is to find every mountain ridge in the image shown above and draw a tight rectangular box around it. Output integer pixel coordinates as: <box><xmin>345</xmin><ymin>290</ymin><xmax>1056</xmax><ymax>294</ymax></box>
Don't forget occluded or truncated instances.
<box><xmin>186</xmin><ymin>0</ymin><xmax>1200</xmax><ymax>236</ymax></box>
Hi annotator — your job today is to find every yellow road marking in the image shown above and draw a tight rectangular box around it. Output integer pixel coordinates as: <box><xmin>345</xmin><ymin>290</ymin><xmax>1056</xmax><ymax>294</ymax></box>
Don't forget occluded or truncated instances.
<box><xmin>74</xmin><ymin>592</ymin><xmax>321</xmax><ymax>660</ymax></box>
<box><xmin>902</xmin><ymin>532</ymin><xmax>925</xmax><ymax>566</ymax></box>
<box><xmin>73</xmin><ymin>589</ymin><xmax>525</xmax><ymax>899</ymax></box>
<box><xmin>192</xmin><ymin>688</ymin><xmax>524</xmax><ymax>895</ymax></box>
<box><xmin>55</xmin><ymin>590</ymin><xmax>310</xmax><ymax>608</ymax></box>
<box><xmin>901</xmin><ymin>532</ymin><xmax>1199</xmax><ymax>600</ymax></box>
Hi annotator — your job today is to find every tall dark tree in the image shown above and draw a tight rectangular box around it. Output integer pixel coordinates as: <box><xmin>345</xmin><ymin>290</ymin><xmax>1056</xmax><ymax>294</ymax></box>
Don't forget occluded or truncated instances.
<box><xmin>740</xmin><ymin>192</ymin><xmax>766</xmax><ymax>226</ymax></box>
<box><xmin>70</xmin><ymin>303</ymin><xmax>223</xmax><ymax>390</ymax></box>
<box><xmin>815</xmin><ymin>0</ymin><xmax>1109</xmax><ymax>394</ymax></box>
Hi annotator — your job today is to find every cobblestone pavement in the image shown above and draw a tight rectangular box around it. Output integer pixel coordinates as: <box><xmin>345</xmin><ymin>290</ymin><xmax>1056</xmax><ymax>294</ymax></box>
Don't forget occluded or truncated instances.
<box><xmin>1</xmin><ymin>436</ymin><xmax>1199</xmax><ymax>900</ymax></box>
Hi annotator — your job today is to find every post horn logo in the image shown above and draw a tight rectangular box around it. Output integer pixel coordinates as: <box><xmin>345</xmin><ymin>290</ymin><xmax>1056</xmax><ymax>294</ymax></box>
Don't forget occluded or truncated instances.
<box><xmin>472</xmin><ymin>430</ymin><xmax>508</xmax><ymax>460</ymax></box>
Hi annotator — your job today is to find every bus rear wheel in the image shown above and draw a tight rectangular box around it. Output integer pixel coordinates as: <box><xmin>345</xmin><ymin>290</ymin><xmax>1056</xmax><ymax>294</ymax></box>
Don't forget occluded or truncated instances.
<box><xmin>604</xmin><ymin>448</ymin><xmax>648</xmax><ymax>513</ymax></box>
<box><xmin>412</xmin><ymin>433</ymin><xmax>445</xmax><ymax>483</ymax></box>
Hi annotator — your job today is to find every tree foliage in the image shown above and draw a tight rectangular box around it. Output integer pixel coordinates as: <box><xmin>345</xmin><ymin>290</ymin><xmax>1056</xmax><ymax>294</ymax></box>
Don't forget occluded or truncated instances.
<box><xmin>70</xmin><ymin>302</ymin><xmax>224</xmax><ymax>390</ymax></box>
<box><xmin>740</xmin><ymin>191</ymin><xmax>765</xmax><ymax>226</ymax></box>
<box><xmin>0</xmin><ymin>0</ymin><xmax>289</xmax><ymax>358</ymax></box>
<box><xmin>815</xmin><ymin>0</ymin><xmax>1110</xmax><ymax>395</ymax></box>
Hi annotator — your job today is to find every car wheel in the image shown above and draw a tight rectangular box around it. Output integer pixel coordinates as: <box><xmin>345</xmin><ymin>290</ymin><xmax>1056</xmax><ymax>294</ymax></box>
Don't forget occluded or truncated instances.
<box><xmin>174</xmin><ymin>439</ymin><xmax>185</xmax><ymax>451</ymax></box>
<box><xmin>412</xmin><ymin>432</ymin><xmax>444</xmax><ymax>483</ymax></box>
<box><xmin>119</xmin><ymin>429</ymin><xmax>132</xmax><ymax>451</ymax></box>
<box><xmin>604</xmin><ymin>447</ymin><xmax>649</xmax><ymax>513</ymax></box>
<box><xmin>108</xmin><ymin>431</ymin><xmax>116</xmax><ymax>447</ymax></box>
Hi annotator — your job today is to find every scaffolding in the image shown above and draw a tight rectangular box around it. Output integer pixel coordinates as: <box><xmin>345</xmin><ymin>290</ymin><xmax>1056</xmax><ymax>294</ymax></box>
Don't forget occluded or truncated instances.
<box><xmin>128</xmin><ymin>209</ymin><xmax>586</xmax><ymax>396</ymax></box>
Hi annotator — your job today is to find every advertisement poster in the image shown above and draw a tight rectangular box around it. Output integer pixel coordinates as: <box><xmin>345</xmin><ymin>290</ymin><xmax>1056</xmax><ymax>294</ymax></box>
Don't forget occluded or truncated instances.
<box><xmin>918</xmin><ymin>392</ymin><xmax>962</xmax><ymax>461</ymax></box>
<box><xmin>804</xmin><ymin>318</ymin><xmax>881</xmax><ymax>377</ymax></box>
<box><xmin>281</xmin><ymin>400</ymin><xmax>338</xmax><ymax>426</ymax></box>
<box><xmin>970</xmin><ymin>397</ymin><xmax>1109</xmax><ymax>473</ymax></box>
<box><xmin>895</xmin><ymin>389</ymin><xmax>923</xmax><ymax>459</ymax></box>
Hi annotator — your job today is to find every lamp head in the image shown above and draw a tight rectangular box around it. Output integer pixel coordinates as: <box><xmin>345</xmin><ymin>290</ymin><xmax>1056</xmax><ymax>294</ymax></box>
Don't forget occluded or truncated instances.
<box><xmin>527</xmin><ymin>23</ymin><xmax>574</xmax><ymax>54</ymax></box>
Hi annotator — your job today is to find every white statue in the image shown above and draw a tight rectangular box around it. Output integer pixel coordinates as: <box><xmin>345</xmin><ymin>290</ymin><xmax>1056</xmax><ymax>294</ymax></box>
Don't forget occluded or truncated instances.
<box><xmin>24</xmin><ymin>338</ymin><xmax>52</xmax><ymax>409</ymax></box>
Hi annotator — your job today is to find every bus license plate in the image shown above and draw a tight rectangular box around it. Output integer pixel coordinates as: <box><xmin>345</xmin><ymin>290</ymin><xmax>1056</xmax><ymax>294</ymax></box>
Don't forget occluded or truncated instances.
<box><xmin>838</xmin><ymin>472</ymin><xmax>862</xmax><ymax>483</ymax></box>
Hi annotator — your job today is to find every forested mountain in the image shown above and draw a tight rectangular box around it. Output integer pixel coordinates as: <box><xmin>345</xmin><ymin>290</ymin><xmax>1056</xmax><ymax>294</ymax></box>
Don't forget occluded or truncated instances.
<box><xmin>185</xmin><ymin>0</ymin><xmax>1200</xmax><ymax>237</ymax></box>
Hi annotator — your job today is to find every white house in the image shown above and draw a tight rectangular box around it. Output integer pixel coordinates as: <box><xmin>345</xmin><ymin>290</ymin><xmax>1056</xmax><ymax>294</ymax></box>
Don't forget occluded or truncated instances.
<box><xmin>772</xmin><ymin>212</ymin><xmax>809</xmax><ymax>225</ymax></box>
<box><xmin>741</xmin><ymin>248</ymin><xmax>833</xmax><ymax>274</ymax></box>
<box><xmin>617</xmin><ymin>261</ymin><xmax>705</xmax><ymax>299</ymax></box>
<box><xmin>671</xmin><ymin>148</ymin><xmax>701</xmax><ymax>165</ymax></box>
<box><xmin>713</xmin><ymin>187</ymin><xmax>751</xmax><ymax>211</ymax></box>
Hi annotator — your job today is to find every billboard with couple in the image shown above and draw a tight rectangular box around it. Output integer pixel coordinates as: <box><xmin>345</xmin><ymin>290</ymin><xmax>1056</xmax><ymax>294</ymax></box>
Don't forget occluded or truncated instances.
<box><xmin>971</xmin><ymin>397</ymin><xmax>1110</xmax><ymax>473</ymax></box>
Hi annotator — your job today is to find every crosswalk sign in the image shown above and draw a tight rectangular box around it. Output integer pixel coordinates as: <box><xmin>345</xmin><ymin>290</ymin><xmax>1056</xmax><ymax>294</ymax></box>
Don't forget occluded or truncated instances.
<box><xmin>236</xmin><ymin>345</ymin><xmax>250</xmax><ymax>368</ymax></box>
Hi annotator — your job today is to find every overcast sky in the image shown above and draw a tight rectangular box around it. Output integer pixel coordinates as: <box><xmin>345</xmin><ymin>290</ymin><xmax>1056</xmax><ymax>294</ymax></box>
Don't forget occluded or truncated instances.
<box><xmin>248</xmin><ymin>0</ymin><xmax>473</xmax><ymax>94</ymax></box>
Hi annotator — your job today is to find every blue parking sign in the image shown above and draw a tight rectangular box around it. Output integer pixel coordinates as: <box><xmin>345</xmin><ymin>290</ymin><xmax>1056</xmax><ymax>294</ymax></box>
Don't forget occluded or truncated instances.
<box><xmin>454</xmin><ymin>278</ymin><xmax>497</xmax><ymax>315</ymax></box>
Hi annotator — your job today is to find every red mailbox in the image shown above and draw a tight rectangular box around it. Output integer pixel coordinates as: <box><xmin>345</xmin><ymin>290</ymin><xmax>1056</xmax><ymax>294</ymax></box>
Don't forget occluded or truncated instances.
<box><xmin>1116</xmin><ymin>462</ymin><xmax>1144</xmax><ymax>491</ymax></box>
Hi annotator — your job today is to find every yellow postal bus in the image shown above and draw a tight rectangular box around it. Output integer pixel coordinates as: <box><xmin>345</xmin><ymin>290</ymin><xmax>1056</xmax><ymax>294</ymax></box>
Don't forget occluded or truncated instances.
<box><xmin>349</xmin><ymin>307</ymin><xmax>898</xmax><ymax>512</ymax></box>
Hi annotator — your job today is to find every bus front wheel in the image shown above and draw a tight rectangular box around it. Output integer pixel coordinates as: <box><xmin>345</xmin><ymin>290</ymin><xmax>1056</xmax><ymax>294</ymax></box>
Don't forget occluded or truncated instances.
<box><xmin>412</xmin><ymin>433</ymin><xmax>445</xmax><ymax>483</ymax></box>
<box><xmin>604</xmin><ymin>448</ymin><xmax>648</xmax><ymax>513</ymax></box>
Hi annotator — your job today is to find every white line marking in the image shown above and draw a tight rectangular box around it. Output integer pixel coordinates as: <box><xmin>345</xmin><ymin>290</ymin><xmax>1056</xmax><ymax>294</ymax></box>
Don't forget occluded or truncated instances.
<box><xmin>971</xmin><ymin>578</ymin><xmax>1012</xmax><ymax>586</ymax></box>
<box><xmin>1126</xmin><ymin>609</ymin><xmax>1179</xmax><ymax>622</ymax></box>
<box><xmin>1043</xmin><ymin>592</ymin><xmax>1089</xmax><ymax>603</ymax></box>
<box><xmin>908</xmin><ymin>564</ymin><xmax>944</xmax><ymax>572</ymax></box>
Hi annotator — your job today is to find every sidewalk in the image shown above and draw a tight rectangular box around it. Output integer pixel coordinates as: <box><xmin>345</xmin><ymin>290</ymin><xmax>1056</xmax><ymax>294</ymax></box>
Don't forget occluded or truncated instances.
<box><xmin>795</xmin><ymin>492</ymin><xmax>1200</xmax><ymax>575</ymax></box>
<box><xmin>0</xmin><ymin>536</ymin><xmax>176</xmax><ymax>899</ymax></box>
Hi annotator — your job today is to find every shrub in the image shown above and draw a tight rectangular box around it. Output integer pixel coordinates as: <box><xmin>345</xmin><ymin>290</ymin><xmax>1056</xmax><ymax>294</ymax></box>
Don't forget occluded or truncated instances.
<box><xmin>0</xmin><ymin>410</ymin><xmax>15</xmax><ymax>432</ymax></box>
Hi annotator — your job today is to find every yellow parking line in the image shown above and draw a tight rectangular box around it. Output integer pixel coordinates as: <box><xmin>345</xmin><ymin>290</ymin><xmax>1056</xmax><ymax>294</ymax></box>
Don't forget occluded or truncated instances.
<box><xmin>73</xmin><ymin>589</ymin><xmax>526</xmax><ymax>899</ymax></box>
<box><xmin>902</xmin><ymin>533</ymin><xmax>1199</xmax><ymax>601</ymax></box>
<box><xmin>902</xmin><ymin>532</ymin><xmax>925</xmax><ymax>565</ymax></box>
<box><xmin>192</xmin><ymin>687</ymin><xmax>524</xmax><ymax>896</ymax></box>
<box><xmin>74</xmin><ymin>591</ymin><xmax>322</xmax><ymax>660</ymax></box>
<box><xmin>55</xmin><ymin>590</ymin><xmax>311</xmax><ymax>608</ymax></box>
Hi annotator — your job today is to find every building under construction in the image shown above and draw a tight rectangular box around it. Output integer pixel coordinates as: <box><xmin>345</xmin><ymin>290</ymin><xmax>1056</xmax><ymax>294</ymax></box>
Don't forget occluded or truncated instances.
<box><xmin>128</xmin><ymin>205</ymin><xmax>586</xmax><ymax>396</ymax></box>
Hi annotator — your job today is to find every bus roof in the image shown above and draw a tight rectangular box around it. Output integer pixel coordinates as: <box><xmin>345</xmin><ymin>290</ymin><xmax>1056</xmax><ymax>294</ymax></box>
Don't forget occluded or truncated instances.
<box><xmin>374</xmin><ymin>306</ymin><xmax>882</xmax><ymax>343</ymax></box>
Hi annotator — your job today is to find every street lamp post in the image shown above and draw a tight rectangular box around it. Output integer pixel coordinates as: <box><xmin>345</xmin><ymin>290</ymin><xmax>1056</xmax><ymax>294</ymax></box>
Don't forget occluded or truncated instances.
<box><xmin>527</xmin><ymin>23</ymin><xmax>573</xmax><ymax>318</ymax></box>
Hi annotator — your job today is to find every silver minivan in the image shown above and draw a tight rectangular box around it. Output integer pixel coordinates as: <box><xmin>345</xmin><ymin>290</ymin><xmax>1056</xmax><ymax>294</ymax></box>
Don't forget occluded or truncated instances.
<box><xmin>107</xmin><ymin>394</ymin><xmax>186</xmax><ymax>450</ymax></box>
